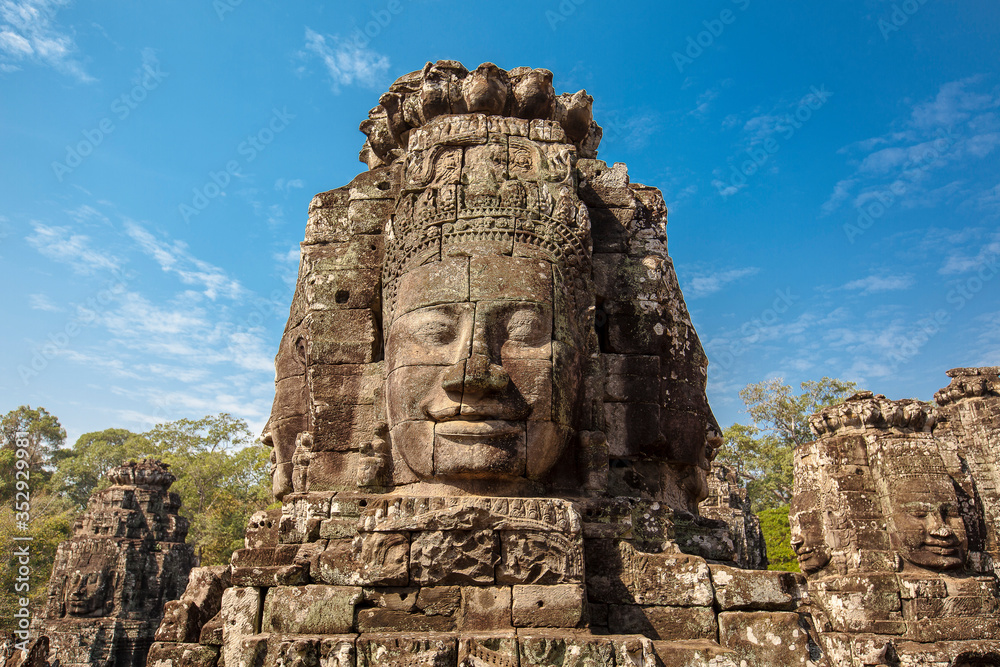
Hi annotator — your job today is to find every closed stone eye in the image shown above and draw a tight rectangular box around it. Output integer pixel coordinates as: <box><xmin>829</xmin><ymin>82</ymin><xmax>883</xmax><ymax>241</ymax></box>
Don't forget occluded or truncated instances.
<box><xmin>413</xmin><ymin>319</ymin><xmax>456</xmax><ymax>345</ymax></box>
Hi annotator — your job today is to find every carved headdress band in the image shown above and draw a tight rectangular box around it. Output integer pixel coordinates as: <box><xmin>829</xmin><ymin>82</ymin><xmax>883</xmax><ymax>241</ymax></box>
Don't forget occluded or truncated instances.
<box><xmin>382</xmin><ymin>112</ymin><xmax>593</xmax><ymax>325</ymax></box>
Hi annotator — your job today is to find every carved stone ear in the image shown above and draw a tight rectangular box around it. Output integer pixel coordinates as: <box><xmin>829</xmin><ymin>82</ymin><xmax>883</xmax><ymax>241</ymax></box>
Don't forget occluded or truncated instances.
<box><xmin>293</xmin><ymin>334</ymin><xmax>308</xmax><ymax>368</ymax></box>
<box><xmin>358</xmin><ymin>422</ymin><xmax>390</xmax><ymax>488</ymax></box>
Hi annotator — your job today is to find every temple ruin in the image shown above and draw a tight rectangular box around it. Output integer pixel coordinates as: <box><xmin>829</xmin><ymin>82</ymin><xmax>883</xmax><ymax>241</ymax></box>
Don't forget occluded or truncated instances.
<box><xmin>147</xmin><ymin>61</ymin><xmax>1000</xmax><ymax>667</ymax></box>
<box><xmin>18</xmin><ymin>61</ymin><xmax>1000</xmax><ymax>667</ymax></box>
<box><xmin>33</xmin><ymin>459</ymin><xmax>194</xmax><ymax>667</ymax></box>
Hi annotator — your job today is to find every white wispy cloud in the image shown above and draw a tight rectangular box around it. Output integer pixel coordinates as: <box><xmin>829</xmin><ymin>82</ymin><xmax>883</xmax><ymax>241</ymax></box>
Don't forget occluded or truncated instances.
<box><xmin>275</xmin><ymin>178</ymin><xmax>304</xmax><ymax>192</ymax></box>
<box><xmin>977</xmin><ymin>183</ymin><xmax>1000</xmax><ymax>214</ymax></box>
<box><xmin>26</xmin><ymin>222</ymin><xmax>121</xmax><ymax>274</ymax></box>
<box><xmin>910</xmin><ymin>77</ymin><xmax>999</xmax><ymax>130</ymax></box>
<box><xmin>301</xmin><ymin>27</ymin><xmax>390</xmax><ymax>93</ymax></box>
<box><xmin>275</xmin><ymin>246</ymin><xmax>301</xmax><ymax>288</ymax></box>
<box><xmin>28</xmin><ymin>292</ymin><xmax>62</xmax><ymax>311</ymax></box>
<box><xmin>601</xmin><ymin>109</ymin><xmax>661</xmax><ymax>151</ymax></box>
<box><xmin>820</xmin><ymin>178</ymin><xmax>857</xmax><ymax>215</ymax></box>
<box><xmin>821</xmin><ymin>77</ymin><xmax>1000</xmax><ymax>216</ymax></box>
<box><xmin>938</xmin><ymin>230</ymin><xmax>1000</xmax><ymax>275</ymax></box>
<box><xmin>841</xmin><ymin>273</ymin><xmax>915</xmax><ymax>295</ymax></box>
<box><xmin>689</xmin><ymin>80</ymin><xmax>732</xmax><ymax>119</ymax></box>
<box><xmin>0</xmin><ymin>0</ymin><xmax>92</xmax><ymax>81</ymax></box>
<box><xmin>683</xmin><ymin>266</ymin><xmax>759</xmax><ymax>299</ymax></box>
<box><xmin>711</xmin><ymin>177</ymin><xmax>742</xmax><ymax>198</ymax></box>
<box><xmin>124</xmin><ymin>220</ymin><xmax>243</xmax><ymax>300</ymax></box>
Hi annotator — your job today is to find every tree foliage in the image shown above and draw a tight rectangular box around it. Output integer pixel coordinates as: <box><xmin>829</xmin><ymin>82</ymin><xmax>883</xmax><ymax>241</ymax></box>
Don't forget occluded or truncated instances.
<box><xmin>740</xmin><ymin>377</ymin><xmax>860</xmax><ymax>447</ymax></box>
<box><xmin>717</xmin><ymin>377</ymin><xmax>858</xmax><ymax>512</ymax></box>
<box><xmin>758</xmin><ymin>505</ymin><xmax>799</xmax><ymax>572</ymax></box>
<box><xmin>0</xmin><ymin>406</ymin><xmax>66</xmax><ymax>470</ymax></box>
<box><xmin>51</xmin><ymin>413</ymin><xmax>272</xmax><ymax>565</ymax></box>
<box><xmin>50</xmin><ymin>428</ymin><xmax>155</xmax><ymax>507</ymax></box>
<box><xmin>142</xmin><ymin>415</ymin><xmax>271</xmax><ymax>565</ymax></box>
<box><xmin>715</xmin><ymin>423</ymin><xmax>792</xmax><ymax>510</ymax></box>
<box><xmin>0</xmin><ymin>487</ymin><xmax>76</xmax><ymax>629</ymax></box>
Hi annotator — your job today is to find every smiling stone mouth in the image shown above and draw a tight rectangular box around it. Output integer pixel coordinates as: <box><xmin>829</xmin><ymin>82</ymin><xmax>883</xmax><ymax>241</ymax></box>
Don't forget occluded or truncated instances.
<box><xmin>924</xmin><ymin>544</ymin><xmax>959</xmax><ymax>554</ymax></box>
<box><xmin>435</xmin><ymin>420</ymin><xmax>522</xmax><ymax>438</ymax></box>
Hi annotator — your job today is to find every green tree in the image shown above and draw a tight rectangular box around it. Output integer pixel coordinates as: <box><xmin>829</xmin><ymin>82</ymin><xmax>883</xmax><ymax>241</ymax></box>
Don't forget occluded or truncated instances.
<box><xmin>51</xmin><ymin>428</ymin><xmax>157</xmax><ymax>508</ymax></box>
<box><xmin>758</xmin><ymin>505</ymin><xmax>799</xmax><ymax>572</ymax></box>
<box><xmin>718</xmin><ymin>377</ymin><xmax>859</xmax><ymax>512</ymax></box>
<box><xmin>717</xmin><ymin>377</ymin><xmax>859</xmax><ymax>571</ymax></box>
<box><xmin>715</xmin><ymin>423</ymin><xmax>792</xmax><ymax>510</ymax></box>
<box><xmin>740</xmin><ymin>377</ymin><xmax>859</xmax><ymax>447</ymax></box>
<box><xmin>0</xmin><ymin>489</ymin><xmax>76</xmax><ymax>629</ymax></box>
<box><xmin>0</xmin><ymin>406</ymin><xmax>66</xmax><ymax>470</ymax></box>
<box><xmin>141</xmin><ymin>414</ymin><xmax>271</xmax><ymax>565</ymax></box>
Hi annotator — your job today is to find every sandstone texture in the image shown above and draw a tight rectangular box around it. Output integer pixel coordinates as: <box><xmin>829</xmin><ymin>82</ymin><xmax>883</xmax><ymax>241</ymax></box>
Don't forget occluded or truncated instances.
<box><xmin>28</xmin><ymin>460</ymin><xmax>195</xmax><ymax>667</ymax></box>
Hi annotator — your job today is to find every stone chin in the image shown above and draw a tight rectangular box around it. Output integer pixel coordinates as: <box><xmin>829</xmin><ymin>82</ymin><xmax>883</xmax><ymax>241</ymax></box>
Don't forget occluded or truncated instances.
<box><xmin>794</xmin><ymin>547</ymin><xmax>831</xmax><ymax>576</ymax></box>
<box><xmin>393</xmin><ymin>419</ymin><xmax>573</xmax><ymax>483</ymax></box>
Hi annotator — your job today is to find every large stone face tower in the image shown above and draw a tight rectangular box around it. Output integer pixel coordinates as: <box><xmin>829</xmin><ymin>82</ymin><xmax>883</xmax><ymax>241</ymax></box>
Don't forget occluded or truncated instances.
<box><xmin>35</xmin><ymin>459</ymin><xmax>194</xmax><ymax>667</ymax></box>
<box><xmin>217</xmin><ymin>59</ymin><xmax>745</xmax><ymax>667</ymax></box>
<box><xmin>257</xmin><ymin>60</ymin><xmax>722</xmax><ymax>509</ymax></box>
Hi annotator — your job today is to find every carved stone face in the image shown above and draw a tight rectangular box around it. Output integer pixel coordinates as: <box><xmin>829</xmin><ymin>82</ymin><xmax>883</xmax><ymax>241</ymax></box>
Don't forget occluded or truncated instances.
<box><xmin>261</xmin><ymin>322</ymin><xmax>308</xmax><ymax>499</ymax></box>
<box><xmin>789</xmin><ymin>501</ymin><xmax>831</xmax><ymax>576</ymax></box>
<box><xmin>886</xmin><ymin>478</ymin><xmax>967</xmax><ymax>571</ymax></box>
<box><xmin>66</xmin><ymin>570</ymin><xmax>111</xmax><ymax>617</ymax></box>
<box><xmin>385</xmin><ymin>254</ymin><xmax>579</xmax><ymax>485</ymax></box>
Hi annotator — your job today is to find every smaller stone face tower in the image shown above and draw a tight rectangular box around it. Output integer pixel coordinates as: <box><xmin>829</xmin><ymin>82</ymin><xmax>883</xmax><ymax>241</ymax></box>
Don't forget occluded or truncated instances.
<box><xmin>36</xmin><ymin>459</ymin><xmax>194</xmax><ymax>667</ymax></box>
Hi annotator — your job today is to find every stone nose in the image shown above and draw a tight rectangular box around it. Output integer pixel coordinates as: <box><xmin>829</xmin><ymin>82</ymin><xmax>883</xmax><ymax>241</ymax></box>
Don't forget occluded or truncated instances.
<box><xmin>927</xmin><ymin>512</ymin><xmax>954</xmax><ymax>537</ymax></box>
<box><xmin>440</xmin><ymin>354</ymin><xmax>510</xmax><ymax>396</ymax></box>
<box><xmin>463</xmin><ymin>354</ymin><xmax>510</xmax><ymax>395</ymax></box>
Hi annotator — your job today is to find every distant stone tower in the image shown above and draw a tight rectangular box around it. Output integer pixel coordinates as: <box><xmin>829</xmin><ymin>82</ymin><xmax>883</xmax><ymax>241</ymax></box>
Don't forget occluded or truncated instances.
<box><xmin>791</xmin><ymin>369</ymin><xmax>1000</xmax><ymax>665</ymax></box>
<box><xmin>35</xmin><ymin>459</ymin><xmax>194</xmax><ymax>667</ymax></box>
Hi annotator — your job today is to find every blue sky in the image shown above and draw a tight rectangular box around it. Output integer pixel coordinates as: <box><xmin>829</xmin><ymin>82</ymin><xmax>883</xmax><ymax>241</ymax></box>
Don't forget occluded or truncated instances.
<box><xmin>1</xmin><ymin>0</ymin><xmax>998</xmax><ymax>446</ymax></box>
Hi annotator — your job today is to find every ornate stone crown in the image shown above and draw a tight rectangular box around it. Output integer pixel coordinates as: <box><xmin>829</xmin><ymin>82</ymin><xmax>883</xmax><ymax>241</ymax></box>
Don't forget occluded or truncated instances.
<box><xmin>381</xmin><ymin>112</ymin><xmax>593</xmax><ymax>325</ymax></box>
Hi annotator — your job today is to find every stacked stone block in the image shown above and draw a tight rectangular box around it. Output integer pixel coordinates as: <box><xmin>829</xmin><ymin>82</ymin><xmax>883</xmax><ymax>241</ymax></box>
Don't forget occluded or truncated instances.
<box><xmin>32</xmin><ymin>460</ymin><xmax>194</xmax><ymax>667</ymax></box>
<box><xmin>792</xmin><ymin>370</ymin><xmax>1000</xmax><ymax>665</ymax></box>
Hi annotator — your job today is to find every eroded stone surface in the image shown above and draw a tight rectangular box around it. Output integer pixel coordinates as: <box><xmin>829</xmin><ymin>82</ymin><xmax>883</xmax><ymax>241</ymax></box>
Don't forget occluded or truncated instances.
<box><xmin>791</xmin><ymin>370</ymin><xmax>1000</xmax><ymax>664</ymax></box>
<box><xmin>32</xmin><ymin>460</ymin><xmax>194</xmax><ymax>667</ymax></box>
